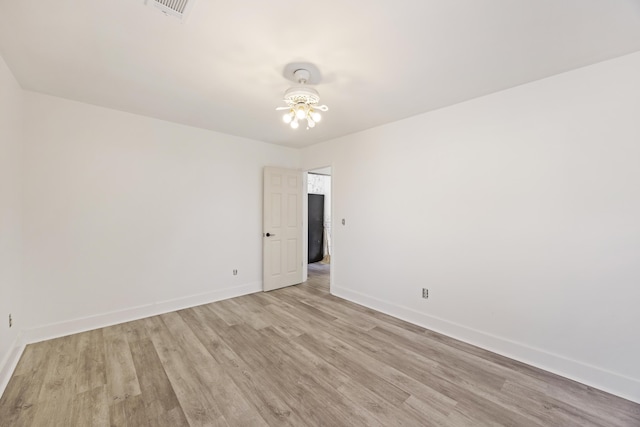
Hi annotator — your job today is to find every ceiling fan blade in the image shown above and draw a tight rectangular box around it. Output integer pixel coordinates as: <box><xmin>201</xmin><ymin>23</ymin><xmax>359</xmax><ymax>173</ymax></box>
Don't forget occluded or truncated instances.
<box><xmin>275</xmin><ymin>106</ymin><xmax>291</xmax><ymax>111</ymax></box>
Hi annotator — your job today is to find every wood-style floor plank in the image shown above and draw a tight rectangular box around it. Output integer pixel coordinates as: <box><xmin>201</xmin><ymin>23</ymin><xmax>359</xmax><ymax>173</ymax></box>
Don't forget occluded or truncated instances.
<box><xmin>128</xmin><ymin>337</ymin><xmax>189</xmax><ymax>426</ymax></box>
<box><xmin>143</xmin><ymin>315</ymin><xmax>228</xmax><ymax>427</ymax></box>
<box><xmin>75</xmin><ymin>329</ymin><xmax>107</xmax><ymax>395</ymax></box>
<box><xmin>103</xmin><ymin>324</ymin><xmax>141</xmax><ymax>405</ymax></box>
<box><xmin>1</xmin><ymin>262</ymin><xmax>639</xmax><ymax>426</ymax></box>
<box><xmin>180</xmin><ymin>306</ymin><xmax>306</xmax><ymax>426</ymax></box>
<box><xmin>69</xmin><ymin>385</ymin><xmax>109</xmax><ymax>427</ymax></box>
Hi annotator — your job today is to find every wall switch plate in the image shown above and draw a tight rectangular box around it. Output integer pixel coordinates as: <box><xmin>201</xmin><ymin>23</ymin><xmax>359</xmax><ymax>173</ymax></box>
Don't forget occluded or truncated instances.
<box><xmin>422</xmin><ymin>288</ymin><xmax>429</xmax><ymax>299</ymax></box>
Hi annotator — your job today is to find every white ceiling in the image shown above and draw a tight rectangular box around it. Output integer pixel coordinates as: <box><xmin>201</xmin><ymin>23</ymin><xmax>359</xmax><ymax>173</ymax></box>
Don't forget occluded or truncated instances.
<box><xmin>1</xmin><ymin>1</ymin><xmax>639</xmax><ymax>148</ymax></box>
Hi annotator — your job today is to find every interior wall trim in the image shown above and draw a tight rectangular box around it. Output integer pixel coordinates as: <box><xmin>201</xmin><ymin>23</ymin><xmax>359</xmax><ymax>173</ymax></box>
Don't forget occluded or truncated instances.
<box><xmin>22</xmin><ymin>281</ymin><xmax>262</xmax><ymax>346</ymax></box>
<box><xmin>2</xmin><ymin>281</ymin><xmax>262</xmax><ymax>398</ymax></box>
<box><xmin>331</xmin><ymin>285</ymin><xmax>640</xmax><ymax>405</ymax></box>
<box><xmin>0</xmin><ymin>333</ymin><xmax>25</xmax><ymax>399</ymax></box>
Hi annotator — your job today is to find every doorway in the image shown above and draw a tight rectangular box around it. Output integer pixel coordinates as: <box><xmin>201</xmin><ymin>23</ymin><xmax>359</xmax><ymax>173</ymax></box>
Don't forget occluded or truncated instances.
<box><xmin>308</xmin><ymin>193</ymin><xmax>325</xmax><ymax>264</ymax></box>
<box><xmin>306</xmin><ymin>167</ymin><xmax>331</xmax><ymax>290</ymax></box>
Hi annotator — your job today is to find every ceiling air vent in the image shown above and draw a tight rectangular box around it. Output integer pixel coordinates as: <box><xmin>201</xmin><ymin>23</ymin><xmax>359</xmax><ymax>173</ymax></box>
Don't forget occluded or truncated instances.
<box><xmin>150</xmin><ymin>0</ymin><xmax>196</xmax><ymax>20</ymax></box>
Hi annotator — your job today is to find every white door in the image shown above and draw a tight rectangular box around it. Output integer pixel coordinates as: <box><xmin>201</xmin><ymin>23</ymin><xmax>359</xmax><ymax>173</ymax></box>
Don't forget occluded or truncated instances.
<box><xmin>263</xmin><ymin>167</ymin><xmax>303</xmax><ymax>291</ymax></box>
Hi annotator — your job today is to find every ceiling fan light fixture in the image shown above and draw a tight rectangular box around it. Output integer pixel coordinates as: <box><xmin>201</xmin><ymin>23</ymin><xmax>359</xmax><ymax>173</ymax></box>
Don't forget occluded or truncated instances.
<box><xmin>277</xmin><ymin>65</ymin><xmax>328</xmax><ymax>130</ymax></box>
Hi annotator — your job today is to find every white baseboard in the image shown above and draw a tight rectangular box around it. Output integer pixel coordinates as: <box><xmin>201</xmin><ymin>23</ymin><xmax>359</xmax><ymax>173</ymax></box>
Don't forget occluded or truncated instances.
<box><xmin>23</xmin><ymin>281</ymin><xmax>263</xmax><ymax>345</ymax></box>
<box><xmin>0</xmin><ymin>333</ymin><xmax>26</xmax><ymax>399</ymax></box>
<box><xmin>331</xmin><ymin>285</ymin><xmax>640</xmax><ymax>405</ymax></box>
<box><xmin>2</xmin><ymin>282</ymin><xmax>262</xmax><ymax>398</ymax></box>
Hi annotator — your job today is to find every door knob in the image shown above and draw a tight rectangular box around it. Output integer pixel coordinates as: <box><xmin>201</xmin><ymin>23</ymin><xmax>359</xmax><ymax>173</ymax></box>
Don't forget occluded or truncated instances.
<box><xmin>266</xmin><ymin>232</ymin><xmax>276</xmax><ymax>237</ymax></box>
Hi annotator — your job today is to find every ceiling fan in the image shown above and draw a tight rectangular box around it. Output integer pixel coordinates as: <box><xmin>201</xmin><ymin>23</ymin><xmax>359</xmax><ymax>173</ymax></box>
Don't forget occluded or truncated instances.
<box><xmin>276</xmin><ymin>66</ymin><xmax>328</xmax><ymax>130</ymax></box>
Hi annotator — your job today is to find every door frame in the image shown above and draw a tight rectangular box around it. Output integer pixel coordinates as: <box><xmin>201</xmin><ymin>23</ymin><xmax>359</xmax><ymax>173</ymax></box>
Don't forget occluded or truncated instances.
<box><xmin>302</xmin><ymin>165</ymin><xmax>333</xmax><ymax>287</ymax></box>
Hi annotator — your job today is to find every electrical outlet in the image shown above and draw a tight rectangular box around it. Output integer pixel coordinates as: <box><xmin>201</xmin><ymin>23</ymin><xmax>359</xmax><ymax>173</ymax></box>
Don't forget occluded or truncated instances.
<box><xmin>422</xmin><ymin>288</ymin><xmax>429</xmax><ymax>299</ymax></box>
<box><xmin>9</xmin><ymin>313</ymin><xmax>12</xmax><ymax>328</ymax></box>
<box><xmin>233</xmin><ymin>269</ymin><xmax>238</xmax><ymax>276</ymax></box>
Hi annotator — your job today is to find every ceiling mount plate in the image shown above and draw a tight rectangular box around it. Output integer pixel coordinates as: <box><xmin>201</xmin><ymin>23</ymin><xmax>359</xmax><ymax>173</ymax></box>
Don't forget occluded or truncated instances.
<box><xmin>283</xmin><ymin>62</ymin><xmax>322</xmax><ymax>85</ymax></box>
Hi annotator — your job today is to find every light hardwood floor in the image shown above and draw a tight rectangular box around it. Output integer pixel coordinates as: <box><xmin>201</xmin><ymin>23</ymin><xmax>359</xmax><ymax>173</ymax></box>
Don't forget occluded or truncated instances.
<box><xmin>1</xmin><ymin>263</ymin><xmax>639</xmax><ymax>426</ymax></box>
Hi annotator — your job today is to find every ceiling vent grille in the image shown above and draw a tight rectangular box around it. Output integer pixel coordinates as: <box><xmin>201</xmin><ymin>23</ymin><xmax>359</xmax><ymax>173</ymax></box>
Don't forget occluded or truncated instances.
<box><xmin>150</xmin><ymin>0</ymin><xmax>195</xmax><ymax>20</ymax></box>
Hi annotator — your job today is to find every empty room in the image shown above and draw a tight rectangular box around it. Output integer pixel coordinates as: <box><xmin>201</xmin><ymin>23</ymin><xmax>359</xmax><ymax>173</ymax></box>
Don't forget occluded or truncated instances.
<box><xmin>1</xmin><ymin>1</ymin><xmax>639</xmax><ymax>426</ymax></box>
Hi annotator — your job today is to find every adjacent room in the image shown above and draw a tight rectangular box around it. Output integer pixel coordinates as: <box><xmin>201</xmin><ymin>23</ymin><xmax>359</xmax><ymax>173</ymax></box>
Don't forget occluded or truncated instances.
<box><xmin>1</xmin><ymin>1</ymin><xmax>639</xmax><ymax>425</ymax></box>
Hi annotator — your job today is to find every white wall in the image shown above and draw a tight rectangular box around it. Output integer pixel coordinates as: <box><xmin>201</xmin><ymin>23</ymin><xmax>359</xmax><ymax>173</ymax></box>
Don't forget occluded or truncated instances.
<box><xmin>0</xmin><ymin>54</ymin><xmax>24</xmax><ymax>391</ymax></box>
<box><xmin>21</xmin><ymin>93</ymin><xmax>299</xmax><ymax>339</ymax></box>
<box><xmin>302</xmin><ymin>52</ymin><xmax>640</xmax><ymax>403</ymax></box>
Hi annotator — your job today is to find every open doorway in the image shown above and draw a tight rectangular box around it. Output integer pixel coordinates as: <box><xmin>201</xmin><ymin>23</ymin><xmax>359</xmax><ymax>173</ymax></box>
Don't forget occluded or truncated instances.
<box><xmin>306</xmin><ymin>167</ymin><xmax>331</xmax><ymax>292</ymax></box>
